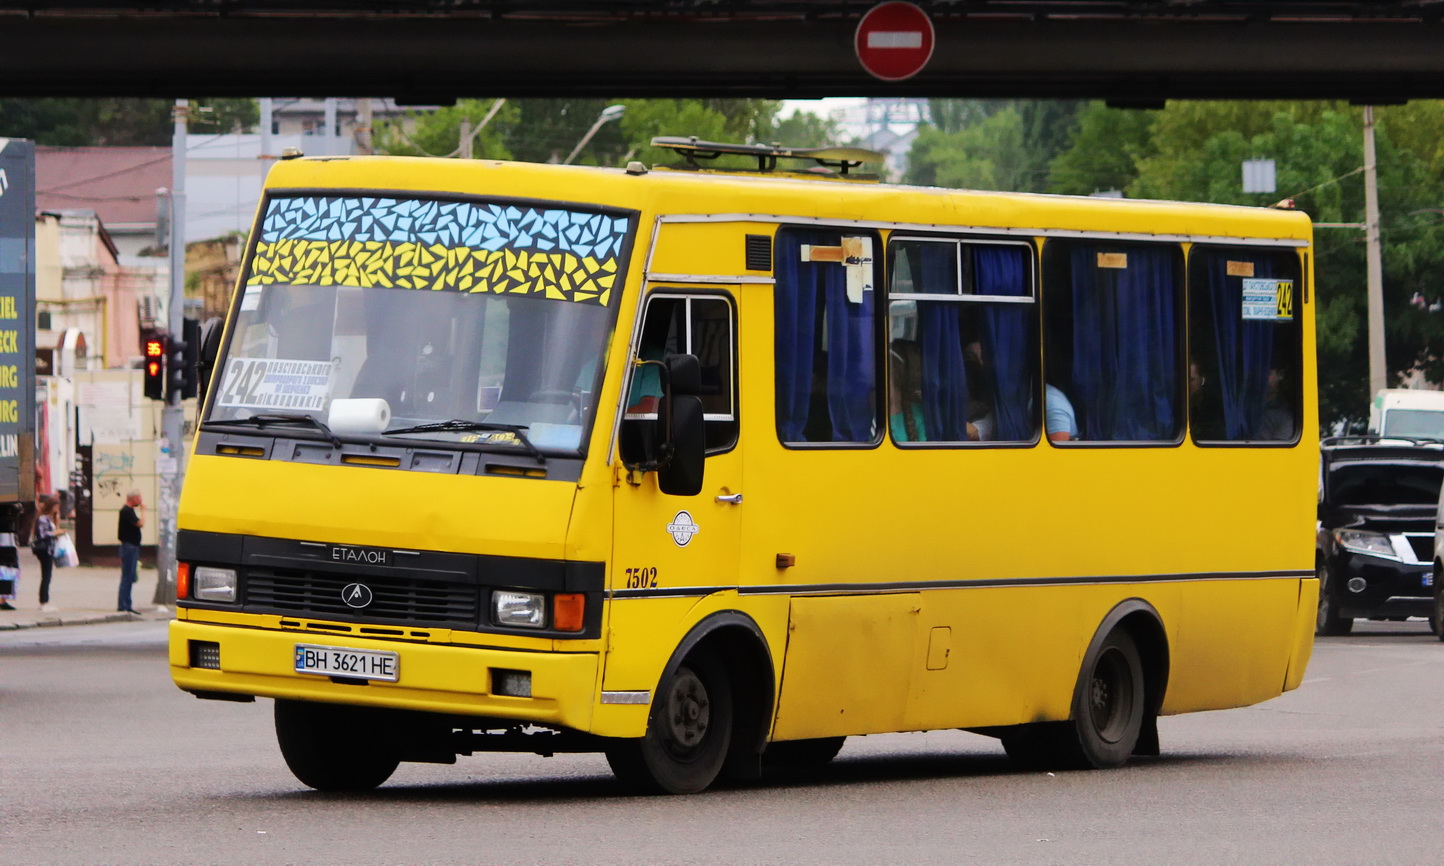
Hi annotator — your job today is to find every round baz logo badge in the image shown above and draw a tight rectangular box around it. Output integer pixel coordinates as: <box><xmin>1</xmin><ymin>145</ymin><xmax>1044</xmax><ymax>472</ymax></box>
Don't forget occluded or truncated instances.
<box><xmin>666</xmin><ymin>511</ymin><xmax>700</xmax><ymax>547</ymax></box>
<box><xmin>341</xmin><ymin>583</ymin><xmax>374</xmax><ymax>609</ymax></box>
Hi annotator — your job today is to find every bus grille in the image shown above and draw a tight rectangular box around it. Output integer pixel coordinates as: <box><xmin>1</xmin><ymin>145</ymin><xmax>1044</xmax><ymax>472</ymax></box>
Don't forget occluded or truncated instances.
<box><xmin>244</xmin><ymin>567</ymin><xmax>479</xmax><ymax>627</ymax></box>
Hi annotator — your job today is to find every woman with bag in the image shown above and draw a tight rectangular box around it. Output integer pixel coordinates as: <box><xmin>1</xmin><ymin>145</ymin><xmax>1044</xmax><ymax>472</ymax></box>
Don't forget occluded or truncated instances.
<box><xmin>32</xmin><ymin>495</ymin><xmax>59</xmax><ymax>611</ymax></box>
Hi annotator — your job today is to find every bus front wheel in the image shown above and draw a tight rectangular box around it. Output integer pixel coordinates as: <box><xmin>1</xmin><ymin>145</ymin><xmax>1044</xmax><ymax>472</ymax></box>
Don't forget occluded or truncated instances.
<box><xmin>274</xmin><ymin>699</ymin><xmax>401</xmax><ymax>792</ymax></box>
<box><xmin>605</xmin><ymin>654</ymin><xmax>733</xmax><ymax>795</ymax></box>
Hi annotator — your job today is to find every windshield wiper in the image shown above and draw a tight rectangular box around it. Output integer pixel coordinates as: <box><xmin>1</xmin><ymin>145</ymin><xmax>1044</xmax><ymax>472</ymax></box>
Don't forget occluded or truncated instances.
<box><xmin>203</xmin><ymin>412</ymin><xmax>341</xmax><ymax>445</ymax></box>
<box><xmin>383</xmin><ymin>420</ymin><xmax>545</xmax><ymax>463</ymax></box>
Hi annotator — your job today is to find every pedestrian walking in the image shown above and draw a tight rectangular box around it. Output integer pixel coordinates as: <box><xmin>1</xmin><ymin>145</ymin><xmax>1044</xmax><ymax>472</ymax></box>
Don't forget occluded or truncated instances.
<box><xmin>117</xmin><ymin>489</ymin><xmax>144</xmax><ymax>614</ymax></box>
<box><xmin>32</xmin><ymin>494</ymin><xmax>59</xmax><ymax>611</ymax></box>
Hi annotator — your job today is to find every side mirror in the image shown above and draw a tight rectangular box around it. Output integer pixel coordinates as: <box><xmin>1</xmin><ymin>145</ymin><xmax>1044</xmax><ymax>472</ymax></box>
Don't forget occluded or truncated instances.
<box><xmin>658</xmin><ymin>394</ymin><xmax>705</xmax><ymax>496</ymax></box>
<box><xmin>620</xmin><ymin>353</ymin><xmax>706</xmax><ymax>496</ymax></box>
<box><xmin>196</xmin><ymin>317</ymin><xmax>224</xmax><ymax>406</ymax></box>
<box><xmin>667</xmin><ymin>352</ymin><xmax>701</xmax><ymax>396</ymax></box>
<box><xmin>657</xmin><ymin>354</ymin><xmax>705</xmax><ymax>495</ymax></box>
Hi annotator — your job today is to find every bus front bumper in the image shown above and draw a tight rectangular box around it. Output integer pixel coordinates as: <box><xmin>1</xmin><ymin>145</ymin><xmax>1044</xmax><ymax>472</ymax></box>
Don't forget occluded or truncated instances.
<box><xmin>169</xmin><ymin>620</ymin><xmax>599</xmax><ymax>731</ymax></box>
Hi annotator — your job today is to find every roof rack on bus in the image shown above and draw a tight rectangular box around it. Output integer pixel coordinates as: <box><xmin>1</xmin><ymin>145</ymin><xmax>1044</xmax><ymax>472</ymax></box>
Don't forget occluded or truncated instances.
<box><xmin>650</xmin><ymin>136</ymin><xmax>884</xmax><ymax>178</ymax></box>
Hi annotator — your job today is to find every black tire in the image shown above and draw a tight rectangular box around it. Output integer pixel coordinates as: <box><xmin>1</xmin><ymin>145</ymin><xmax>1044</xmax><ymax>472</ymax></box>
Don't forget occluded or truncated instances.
<box><xmin>274</xmin><ymin>699</ymin><xmax>400</xmax><ymax>792</ymax></box>
<box><xmin>1002</xmin><ymin>629</ymin><xmax>1146</xmax><ymax>770</ymax></box>
<box><xmin>1070</xmin><ymin>630</ymin><xmax>1147</xmax><ymax>768</ymax></box>
<box><xmin>1433</xmin><ymin>583</ymin><xmax>1444</xmax><ymax>641</ymax></box>
<box><xmin>605</xmin><ymin>655</ymin><xmax>733</xmax><ymax>795</ymax></box>
<box><xmin>1316</xmin><ymin>560</ymin><xmax>1354</xmax><ymax>636</ymax></box>
<box><xmin>763</xmin><ymin>736</ymin><xmax>846</xmax><ymax>770</ymax></box>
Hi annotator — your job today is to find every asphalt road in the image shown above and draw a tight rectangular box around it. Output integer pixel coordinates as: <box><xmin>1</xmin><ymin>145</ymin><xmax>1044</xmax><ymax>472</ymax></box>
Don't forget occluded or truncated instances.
<box><xmin>3</xmin><ymin>620</ymin><xmax>1443</xmax><ymax>865</ymax></box>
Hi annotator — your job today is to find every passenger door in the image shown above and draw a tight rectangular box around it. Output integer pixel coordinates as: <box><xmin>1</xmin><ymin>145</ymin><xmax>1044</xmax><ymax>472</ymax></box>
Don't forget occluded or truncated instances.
<box><xmin>607</xmin><ymin>289</ymin><xmax>743</xmax><ymax>687</ymax></box>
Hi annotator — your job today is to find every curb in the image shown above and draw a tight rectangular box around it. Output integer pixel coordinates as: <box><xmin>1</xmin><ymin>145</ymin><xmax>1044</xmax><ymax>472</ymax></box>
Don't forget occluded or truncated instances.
<box><xmin>0</xmin><ymin>611</ymin><xmax>173</xmax><ymax>630</ymax></box>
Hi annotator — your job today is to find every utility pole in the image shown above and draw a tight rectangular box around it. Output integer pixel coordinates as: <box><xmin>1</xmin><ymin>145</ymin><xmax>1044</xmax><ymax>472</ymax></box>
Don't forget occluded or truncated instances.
<box><xmin>153</xmin><ymin>98</ymin><xmax>187</xmax><ymax>609</ymax></box>
<box><xmin>1364</xmin><ymin>105</ymin><xmax>1387</xmax><ymax>396</ymax></box>
<box><xmin>356</xmin><ymin>98</ymin><xmax>373</xmax><ymax>155</ymax></box>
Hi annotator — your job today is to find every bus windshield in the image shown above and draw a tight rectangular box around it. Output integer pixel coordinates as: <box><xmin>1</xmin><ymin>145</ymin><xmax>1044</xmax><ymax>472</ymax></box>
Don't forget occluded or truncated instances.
<box><xmin>205</xmin><ymin>193</ymin><xmax>633</xmax><ymax>455</ymax></box>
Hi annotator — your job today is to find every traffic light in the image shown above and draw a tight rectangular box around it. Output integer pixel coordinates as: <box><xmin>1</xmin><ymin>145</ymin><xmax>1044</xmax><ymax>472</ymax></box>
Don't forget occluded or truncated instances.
<box><xmin>166</xmin><ymin>317</ymin><xmax>200</xmax><ymax>400</ymax></box>
<box><xmin>143</xmin><ymin>333</ymin><xmax>167</xmax><ymax>401</ymax></box>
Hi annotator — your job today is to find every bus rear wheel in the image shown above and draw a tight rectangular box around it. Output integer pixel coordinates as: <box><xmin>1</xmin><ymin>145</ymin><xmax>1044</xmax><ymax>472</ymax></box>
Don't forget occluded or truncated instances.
<box><xmin>1002</xmin><ymin>629</ymin><xmax>1145</xmax><ymax>770</ymax></box>
<box><xmin>274</xmin><ymin>699</ymin><xmax>401</xmax><ymax>792</ymax></box>
<box><xmin>605</xmin><ymin>655</ymin><xmax>733</xmax><ymax>795</ymax></box>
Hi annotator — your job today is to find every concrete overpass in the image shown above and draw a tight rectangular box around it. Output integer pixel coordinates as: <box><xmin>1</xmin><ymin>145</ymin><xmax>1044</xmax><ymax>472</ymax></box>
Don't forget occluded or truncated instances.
<box><xmin>0</xmin><ymin>1</ymin><xmax>1442</xmax><ymax>103</ymax></box>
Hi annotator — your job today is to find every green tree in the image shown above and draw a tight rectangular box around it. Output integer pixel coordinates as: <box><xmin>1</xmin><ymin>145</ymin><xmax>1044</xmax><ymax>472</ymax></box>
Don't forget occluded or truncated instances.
<box><xmin>615</xmin><ymin>99</ymin><xmax>782</xmax><ymax>168</ymax></box>
<box><xmin>374</xmin><ymin>99</ymin><xmax>517</xmax><ymax>160</ymax></box>
<box><xmin>905</xmin><ymin>100</ymin><xmax>1080</xmax><ymax>193</ymax></box>
<box><xmin>766</xmin><ymin>108</ymin><xmax>845</xmax><ymax>149</ymax></box>
<box><xmin>380</xmin><ymin>99</ymin><xmax>783</xmax><ymax>168</ymax></box>
<box><xmin>1047</xmin><ymin>102</ymin><xmax>1154</xmax><ymax>195</ymax></box>
<box><xmin>1049</xmin><ymin>99</ymin><xmax>1444</xmax><ymax>428</ymax></box>
<box><xmin>0</xmin><ymin>98</ymin><xmax>256</xmax><ymax>146</ymax></box>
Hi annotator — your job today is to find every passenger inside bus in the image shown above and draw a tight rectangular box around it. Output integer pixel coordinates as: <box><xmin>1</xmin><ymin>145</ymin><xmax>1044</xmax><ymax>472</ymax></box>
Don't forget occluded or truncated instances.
<box><xmin>889</xmin><ymin>343</ymin><xmax>927</xmax><ymax>442</ymax></box>
<box><xmin>1045</xmin><ymin>384</ymin><xmax>1079</xmax><ymax>442</ymax></box>
<box><xmin>964</xmin><ymin>340</ymin><xmax>995</xmax><ymax>441</ymax></box>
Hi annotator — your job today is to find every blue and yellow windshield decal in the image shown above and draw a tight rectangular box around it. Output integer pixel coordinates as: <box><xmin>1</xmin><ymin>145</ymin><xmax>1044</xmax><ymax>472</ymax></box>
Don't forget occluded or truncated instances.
<box><xmin>247</xmin><ymin>196</ymin><xmax>630</xmax><ymax>306</ymax></box>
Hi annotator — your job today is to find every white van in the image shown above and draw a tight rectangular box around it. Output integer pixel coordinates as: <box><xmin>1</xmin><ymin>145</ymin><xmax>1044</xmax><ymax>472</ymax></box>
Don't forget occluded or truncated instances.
<box><xmin>1369</xmin><ymin>389</ymin><xmax>1444</xmax><ymax>439</ymax></box>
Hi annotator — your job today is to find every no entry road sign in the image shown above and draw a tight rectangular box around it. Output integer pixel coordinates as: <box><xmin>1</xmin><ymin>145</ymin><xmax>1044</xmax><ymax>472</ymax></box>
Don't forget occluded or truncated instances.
<box><xmin>854</xmin><ymin>2</ymin><xmax>936</xmax><ymax>82</ymax></box>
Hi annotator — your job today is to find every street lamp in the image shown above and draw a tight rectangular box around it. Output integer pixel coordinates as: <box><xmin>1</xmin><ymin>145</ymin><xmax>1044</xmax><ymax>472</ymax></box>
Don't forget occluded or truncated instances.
<box><xmin>563</xmin><ymin>104</ymin><xmax>626</xmax><ymax>165</ymax></box>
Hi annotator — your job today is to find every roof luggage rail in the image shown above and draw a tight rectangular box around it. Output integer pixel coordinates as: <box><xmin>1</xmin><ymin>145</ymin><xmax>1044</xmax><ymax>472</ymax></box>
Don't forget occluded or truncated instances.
<box><xmin>650</xmin><ymin>136</ymin><xmax>884</xmax><ymax>177</ymax></box>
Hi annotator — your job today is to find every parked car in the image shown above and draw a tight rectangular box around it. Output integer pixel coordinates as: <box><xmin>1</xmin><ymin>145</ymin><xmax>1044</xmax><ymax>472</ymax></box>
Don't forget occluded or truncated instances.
<box><xmin>1317</xmin><ymin>436</ymin><xmax>1444</xmax><ymax>635</ymax></box>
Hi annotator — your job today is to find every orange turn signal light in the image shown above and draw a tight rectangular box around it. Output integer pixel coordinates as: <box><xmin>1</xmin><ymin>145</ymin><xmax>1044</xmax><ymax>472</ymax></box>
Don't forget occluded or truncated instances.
<box><xmin>553</xmin><ymin>593</ymin><xmax>585</xmax><ymax>632</ymax></box>
<box><xmin>176</xmin><ymin>561</ymin><xmax>190</xmax><ymax>600</ymax></box>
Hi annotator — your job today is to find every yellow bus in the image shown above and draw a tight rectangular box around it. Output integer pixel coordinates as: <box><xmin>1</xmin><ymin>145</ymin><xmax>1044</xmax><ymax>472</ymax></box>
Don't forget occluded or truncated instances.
<box><xmin>169</xmin><ymin>140</ymin><xmax>1318</xmax><ymax>794</ymax></box>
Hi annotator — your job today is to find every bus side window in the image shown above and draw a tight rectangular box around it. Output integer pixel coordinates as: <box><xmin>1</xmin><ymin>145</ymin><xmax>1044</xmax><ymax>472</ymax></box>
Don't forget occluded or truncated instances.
<box><xmin>886</xmin><ymin>238</ymin><xmax>1039</xmax><ymax>444</ymax></box>
<box><xmin>1187</xmin><ymin>246</ymin><xmax>1302</xmax><ymax>444</ymax></box>
<box><xmin>624</xmin><ymin>294</ymin><xmax>738</xmax><ymax>454</ymax></box>
<box><xmin>774</xmin><ymin>228</ymin><xmax>880</xmax><ymax>445</ymax></box>
<box><xmin>1042</xmin><ymin>240</ymin><xmax>1185</xmax><ymax>443</ymax></box>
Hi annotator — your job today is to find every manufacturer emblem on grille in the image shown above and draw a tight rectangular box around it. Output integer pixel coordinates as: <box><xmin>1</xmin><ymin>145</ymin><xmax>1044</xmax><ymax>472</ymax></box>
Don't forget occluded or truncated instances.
<box><xmin>341</xmin><ymin>583</ymin><xmax>374</xmax><ymax>609</ymax></box>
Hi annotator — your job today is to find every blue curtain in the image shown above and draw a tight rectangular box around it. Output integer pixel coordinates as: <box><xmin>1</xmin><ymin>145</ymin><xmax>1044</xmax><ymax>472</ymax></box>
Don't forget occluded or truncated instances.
<box><xmin>775</xmin><ymin>231</ymin><xmax>875</xmax><ymax>442</ymax></box>
<box><xmin>975</xmin><ymin>247</ymin><xmax>1032</xmax><ymax>440</ymax></box>
<box><xmin>916</xmin><ymin>244</ymin><xmax>969</xmax><ymax>440</ymax></box>
<box><xmin>1070</xmin><ymin>246</ymin><xmax>1179</xmax><ymax>440</ymax></box>
<box><xmin>1205</xmin><ymin>254</ymin><xmax>1277</xmax><ymax>439</ymax></box>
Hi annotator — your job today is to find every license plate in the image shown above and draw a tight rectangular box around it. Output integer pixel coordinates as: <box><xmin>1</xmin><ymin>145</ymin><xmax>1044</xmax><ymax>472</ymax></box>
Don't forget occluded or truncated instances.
<box><xmin>294</xmin><ymin>644</ymin><xmax>399</xmax><ymax>682</ymax></box>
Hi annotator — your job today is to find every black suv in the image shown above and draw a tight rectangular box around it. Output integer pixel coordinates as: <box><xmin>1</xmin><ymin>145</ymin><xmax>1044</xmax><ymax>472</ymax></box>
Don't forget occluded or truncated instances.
<box><xmin>1316</xmin><ymin>436</ymin><xmax>1444</xmax><ymax>635</ymax></box>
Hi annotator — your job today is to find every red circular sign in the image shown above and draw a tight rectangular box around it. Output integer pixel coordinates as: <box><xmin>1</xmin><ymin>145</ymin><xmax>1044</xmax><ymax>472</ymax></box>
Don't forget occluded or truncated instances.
<box><xmin>854</xmin><ymin>2</ymin><xmax>936</xmax><ymax>82</ymax></box>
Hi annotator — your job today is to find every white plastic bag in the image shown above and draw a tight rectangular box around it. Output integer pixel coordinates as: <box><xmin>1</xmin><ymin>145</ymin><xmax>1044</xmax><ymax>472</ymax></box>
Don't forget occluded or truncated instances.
<box><xmin>53</xmin><ymin>533</ymin><xmax>79</xmax><ymax>568</ymax></box>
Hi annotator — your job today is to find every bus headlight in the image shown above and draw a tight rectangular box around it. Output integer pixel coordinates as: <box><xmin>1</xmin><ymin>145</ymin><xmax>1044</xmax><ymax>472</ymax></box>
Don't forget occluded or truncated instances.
<box><xmin>1333</xmin><ymin>530</ymin><xmax>1399</xmax><ymax>560</ymax></box>
<box><xmin>493</xmin><ymin>590</ymin><xmax>546</xmax><ymax>628</ymax></box>
<box><xmin>193</xmin><ymin>567</ymin><xmax>238</xmax><ymax>602</ymax></box>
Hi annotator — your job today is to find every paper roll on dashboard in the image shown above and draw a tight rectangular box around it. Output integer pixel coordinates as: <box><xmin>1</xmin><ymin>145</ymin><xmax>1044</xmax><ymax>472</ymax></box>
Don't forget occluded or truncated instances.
<box><xmin>327</xmin><ymin>398</ymin><xmax>392</xmax><ymax>435</ymax></box>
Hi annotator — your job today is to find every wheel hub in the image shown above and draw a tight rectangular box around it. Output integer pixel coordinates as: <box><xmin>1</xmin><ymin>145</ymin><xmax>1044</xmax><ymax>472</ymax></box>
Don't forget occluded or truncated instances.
<box><xmin>664</xmin><ymin>668</ymin><xmax>710</xmax><ymax>751</ymax></box>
